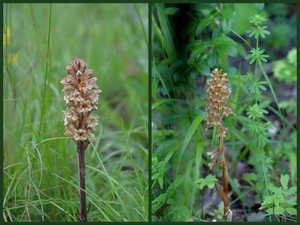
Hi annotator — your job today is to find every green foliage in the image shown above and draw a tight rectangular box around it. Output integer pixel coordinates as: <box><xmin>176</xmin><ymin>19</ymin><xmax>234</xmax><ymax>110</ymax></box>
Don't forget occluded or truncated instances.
<box><xmin>246</xmin><ymin>103</ymin><xmax>268</xmax><ymax>120</ymax></box>
<box><xmin>195</xmin><ymin>174</ymin><xmax>218</xmax><ymax>190</ymax></box>
<box><xmin>152</xmin><ymin>156</ymin><xmax>166</xmax><ymax>189</ymax></box>
<box><xmin>273</xmin><ymin>48</ymin><xmax>297</xmax><ymax>83</ymax></box>
<box><xmin>249</xmin><ymin>14</ymin><xmax>268</xmax><ymax>26</ymax></box>
<box><xmin>260</xmin><ymin>174</ymin><xmax>297</xmax><ymax>220</ymax></box>
<box><xmin>246</xmin><ymin>77</ymin><xmax>268</xmax><ymax>97</ymax></box>
<box><xmin>245</xmin><ymin>47</ymin><xmax>269</xmax><ymax>64</ymax></box>
<box><xmin>152</xmin><ymin>177</ymin><xmax>184</xmax><ymax>214</ymax></box>
<box><xmin>249</xmin><ymin>25</ymin><xmax>270</xmax><ymax>39</ymax></box>
<box><xmin>152</xmin><ymin>3</ymin><xmax>296</xmax><ymax>222</ymax></box>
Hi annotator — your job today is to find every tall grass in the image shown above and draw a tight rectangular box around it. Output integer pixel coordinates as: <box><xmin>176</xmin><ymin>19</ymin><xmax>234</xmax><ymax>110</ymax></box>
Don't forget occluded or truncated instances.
<box><xmin>3</xmin><ymin>3</ymin><xmax>148</xmax><ymax>222</ymax></box>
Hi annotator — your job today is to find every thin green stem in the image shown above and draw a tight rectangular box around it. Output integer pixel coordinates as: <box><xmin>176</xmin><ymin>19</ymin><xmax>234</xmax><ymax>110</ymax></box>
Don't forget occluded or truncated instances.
<box><xmin>39</xmin><ymin>3</ymin><xmax>52</xmax><ymax>133</ymax></box>
<box><xmin>229</xmin><ymin>28</ymin><xmax>252</xmax><ymax>49</ymax></box>
<box><xmin>134</xmin><ymin>3</ymin><xmax>148</xmax><ymax>47</ymax></box>
<box><xmin>258</xmin><ymin>146</ymin><xmax>269</xmax><ymax>197</ymax></box>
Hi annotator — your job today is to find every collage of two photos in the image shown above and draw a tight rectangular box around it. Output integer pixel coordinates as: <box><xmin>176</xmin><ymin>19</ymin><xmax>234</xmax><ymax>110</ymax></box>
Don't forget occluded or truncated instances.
<box><xmin>3</xmin><ymin>3</ymin><xmax>297</xmax><ymax>222</ymax></box>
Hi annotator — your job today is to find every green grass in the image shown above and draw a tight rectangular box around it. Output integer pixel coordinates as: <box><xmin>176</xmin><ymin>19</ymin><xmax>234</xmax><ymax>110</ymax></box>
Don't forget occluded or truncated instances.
<box><xmin>3</xmin><ymin>3</ymin><xmax>148</xmax><ymax>222</ymax></box>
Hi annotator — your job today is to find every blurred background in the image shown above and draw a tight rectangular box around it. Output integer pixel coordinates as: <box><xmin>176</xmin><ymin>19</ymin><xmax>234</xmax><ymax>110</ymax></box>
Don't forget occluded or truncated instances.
<box><xmin>3</xmin><ymin>3</ymin><xmax>148</xmax><ymax>222</ymax></box>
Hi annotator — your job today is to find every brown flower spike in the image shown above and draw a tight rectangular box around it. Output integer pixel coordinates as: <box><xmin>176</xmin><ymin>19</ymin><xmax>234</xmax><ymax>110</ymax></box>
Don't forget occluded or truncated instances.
<box><xmin>61</xmin><ymin>57</ymin><xmax>102</xmax><ymax>150</ymax></box>
<box><xmin>205</xmin><ymin>68</ymin><xmax>234</xmax><ymax>221</ymax></box>
<box><xmin>61</xmin><ymin>57</ymin><xmax>101</xmax><ymax>222</ymax></box>
<box><xmin>205</xmin><ymin>68</ymin><xmax>234</xmax><ymax>136</ymax></box>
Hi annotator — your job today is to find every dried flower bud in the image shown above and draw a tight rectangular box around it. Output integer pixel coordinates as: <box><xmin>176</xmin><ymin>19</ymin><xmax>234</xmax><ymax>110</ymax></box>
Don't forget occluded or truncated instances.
<box><xmin>207</xmin><ymin>147</ymin><xmax>220</xmax><ymax>159</ymax></box>
<box><xmin>205</xmin><ymin>68</ymin><xmax>234</xmax><ymax>136</ymax></box>
<box><xmin>61</xmin><ymin>57</ymin><xmax>101</xmax><ymax>149</ymax></box>
<box><xmin>208</xmin><ymin>159</ymin><xmax>219</xmax><ymax>170</ymax></box>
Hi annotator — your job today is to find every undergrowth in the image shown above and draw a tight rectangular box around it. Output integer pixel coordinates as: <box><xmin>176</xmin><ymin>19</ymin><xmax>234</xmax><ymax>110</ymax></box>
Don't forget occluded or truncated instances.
<box><xmin>151</xmin><ymin>3</ymin><xmax>296</xmax><ymax>222</ymax></box>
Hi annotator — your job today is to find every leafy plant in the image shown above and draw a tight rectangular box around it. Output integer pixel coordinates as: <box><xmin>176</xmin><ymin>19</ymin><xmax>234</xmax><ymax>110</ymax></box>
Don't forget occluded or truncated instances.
<box><xmin>152</xmin><ymin>3</ymin><xmax>296</xmax><ymax>222</ymax></box>
<box><xmin>260</xmin><ymin>174</ymin><xmax>297</xmax><ymax>221</ymax></box>
<box><xmin>195</xmin><ymin>174</ymin><xmax>218</xmax><ymax>190</ymax></box>
<box><xmin>273</xmin><ymin>48</ymin><xmax>297</xmax><ymax>84</ymax></box>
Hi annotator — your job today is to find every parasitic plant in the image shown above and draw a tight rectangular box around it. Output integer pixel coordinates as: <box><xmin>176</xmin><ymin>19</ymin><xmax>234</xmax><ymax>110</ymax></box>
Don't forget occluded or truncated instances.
<box><xmin>205</xmin><ymin>68</ymin><xmax>234</xmax><ymax>221</ymax></box>
<box><xmin>61</xmin><ymin>57</ymin><xmax>102</xmax><ymax>222</ymax></box>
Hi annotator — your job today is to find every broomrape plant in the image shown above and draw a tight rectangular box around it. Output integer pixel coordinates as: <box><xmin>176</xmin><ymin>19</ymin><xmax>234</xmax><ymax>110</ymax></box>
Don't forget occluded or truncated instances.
<box><xmin>205</xmin><ymin>68</ymin><xmax>235</xmax><ymax>221</ymax></box>
<box><xmin>61</xmin><ymin>57</ymin><xmax>102</xmax><ymax>222</ymax></box>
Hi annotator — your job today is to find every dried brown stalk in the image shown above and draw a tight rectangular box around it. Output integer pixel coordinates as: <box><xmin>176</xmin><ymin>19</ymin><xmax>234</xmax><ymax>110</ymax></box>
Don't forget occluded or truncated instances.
<box><xmin>205</xmin><ymin>68</ymin><xmax>234</xmax><ymax>221</ymax></box>
<box><xmin>61</xmin><ymin>57</ymin><xmax>101</xmax><ymax>222</ymax></box>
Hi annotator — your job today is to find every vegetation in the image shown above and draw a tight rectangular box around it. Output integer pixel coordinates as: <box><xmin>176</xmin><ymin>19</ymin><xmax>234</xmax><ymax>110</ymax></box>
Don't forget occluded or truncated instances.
<box><xmin>3</xmin><ymin>3</ymin><xmax>148</xmax><ymax>222</ymax></box>
<box><xmin>3</xmin><ymin>2</ymin><xmax>297</xmax><ymax>223</ymax></box>
<box><xmin>151</xmin><ymin>3</ymin><xmax>296</xmax><ymax>222</ymax></box>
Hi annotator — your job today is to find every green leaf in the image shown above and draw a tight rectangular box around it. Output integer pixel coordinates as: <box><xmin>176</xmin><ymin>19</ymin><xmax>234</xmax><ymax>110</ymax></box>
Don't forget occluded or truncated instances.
<box><xmin>152</xmin><ymin>193</ymin><xmax>168</xmax><ymax>213</ymax></box>
<box><xmin>152</xmin><ymin>172</ymin><xmax>160</xmax><ymax>180</ymax></box>
<box><xmin>195</xmin><ymin>62</ymin><xmax>210</xmax><ymax>76</ymax></box>
<box><xmin>288</xmin><ymin>186</ymin><xmax>297</xmax><ymax>194</ymax></box>
<box><xmin>256</xmin><ymin>134</ymin><xmax>270</xmax><ymax>147</ymax></box>
<box><xmin>195</xmin><ymin>174</ymin><xmax>217</xmax><ymax>190</ymax></box>
<box><xmin>190</xmin><ymin>68</ymin><xmax>199</xmax><ymax>79</ymax></box>
<box><xmin>286</xmin><ymin>199</ymin><xmax>297</xmax><ymax>206</ymax></box>
<box><xmin>212</xmin><ymin>27</ymin><xmax>223</xmax><ymax>39</ymax></box>
<box><xmin>167</xmin><ymin>177</ymin><xmax>184</xmax><ymax>195</ymax></box>
<box><xmin>220</xmin><ymin>5</ymin><xmax>235</xmax><ymax>22</ymax></box>
<box><xmin>152</xmin><ymin>192</ymin><xmax>168</xmax><ymax>205</ymax></box>
<box><xmin>152</xmin><ymin>98</ymin><xmax>175</xmax><ymax>110</ymax></box>
<box><xmin>164</xmin><ymin>141</ymin><xmax>182</xmax><ymax>164</ymax></box>
<box><xmin>188</xmin><ymin>45</ymin><xmax>207</xmax><ymax>63</ymax></box>
<box><xmin>280</xmin><ymin>174</ymin><xmax>289</xmax><ymax>191</ymax></box>
<box><xmin>273</xmin><ymin>48</ymin><xmax>297</xmax><ymax>83</ymax></box>
<box><xmin>207</xmin><ymin>49</ymin><xmax>218</xmax><ymax>68</ymax></box>
<box><xmin>185</xmin><ymin>40</ymin><xmax>206</xmax><ymax>51</ymax></box>
<box><xmin>268</xmin><ymin>185</ymin><xmax>281</xmax><ymax>194</ymax></box>
<box><xmin>213</xmin><ymin>36</ymin><xmax>237</xmax><ymax>56</ymax></box>
<box><xmin>185</xmin><ymin>218</ymin><xmax>194</xmax><ymax>222</ymax></box>
<box><xmin>242</xmin><ymin>172</ymin><xmax>257</xmax><ymax>181</ymax></box>
<box><xmin>250</xmin><ymin>14</ymin><xmax>267</xmax><ymax>26</ymax></box>
<box><xmin>286</xmin><ymin>207</ymin><xmax>297</xmax><ymax>215</ymax></box>
<box><xmin>196</xmin><ymin>13</ymin><xmax>216</xmax><ymax>36</ymax></box>
<box><xmin>158</xmin><ymin>176</ymin><xmax>164</xmax><ymax>189</ymax></box>
<box><xmin>194</xmin><ymin>178</ymin><xmax>204</xmax><ymax>184</ymax></box>
<box><xmin>217</xmin><ymin>44</ymin><xmax>238</xmax><ymax>56</ymax></box>
<box><xmin>257</xmin><ymin>84</ymin><xmax>266</xmax><ymax>91</ymax></box>
<box><xmin>152</xmin><ymin>156</ymin><xmax>158</xmax><ymax>166</ymax></box>
<box><xmin>235</xmin><ymin>42</ymin><xmax>247</xmax><ymax>57</ymax></box>
<box><xmin>206</xmin><ymin>180</ymin><xmax>217</xmax><ymax>189</ymax></box>
<box><xmin>163</xmin><ymin>7</ymin><xmax>180</xmax><ymax>15</ymax></box>
<box><xmin>213</xmin><ymin>35</ymin><xmax>236</xmax><ymax>46</ymax></box>
<box><xmin>272</xmin><ymin>206</ymin><xmax>284</xmax><ymax>214</ymax></box>
<box><xmin>152</xmin><ymin>129</ymin><xmax>175</xmax><ymax>138</ymax></box>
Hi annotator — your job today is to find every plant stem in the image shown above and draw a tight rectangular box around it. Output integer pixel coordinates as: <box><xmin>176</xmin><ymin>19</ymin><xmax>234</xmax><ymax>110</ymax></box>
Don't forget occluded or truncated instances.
<box><xmin>40</xmin><ymin>3</ymin><xmax>52</xmax><ymax>133</ymax></box>
<box><xmin>219</xmin><ymin>135</ymin><xmax>230</xmax><ymax>220</ymax></box>
<box><xmin>77</xmin><ymin>141</ymin><xmax>87</xmax><ymax>222</ymax></box>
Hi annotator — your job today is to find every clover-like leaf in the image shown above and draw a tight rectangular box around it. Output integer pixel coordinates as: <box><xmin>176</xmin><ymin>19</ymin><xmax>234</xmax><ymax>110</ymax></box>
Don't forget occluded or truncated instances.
<box><xmin>195</xmin><ymin>174</ymin><xmax>218</xmax><ymax>190</ymax></box>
